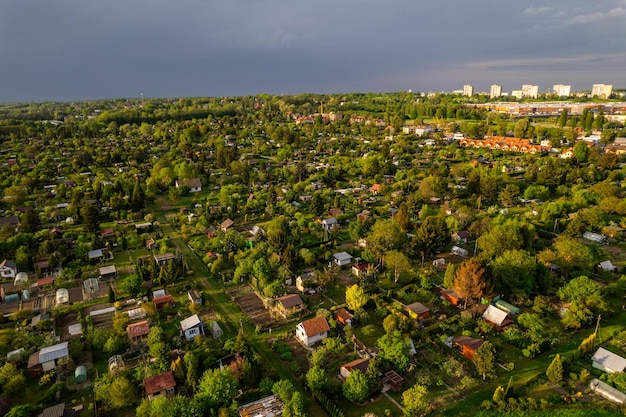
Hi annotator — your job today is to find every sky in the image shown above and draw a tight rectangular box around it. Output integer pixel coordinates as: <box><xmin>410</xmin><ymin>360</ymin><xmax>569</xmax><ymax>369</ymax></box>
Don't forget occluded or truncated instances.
<box><xmin>1</xmin><ymin>0</ymin><xmax>626</xmax><ymax>102</ymax></box>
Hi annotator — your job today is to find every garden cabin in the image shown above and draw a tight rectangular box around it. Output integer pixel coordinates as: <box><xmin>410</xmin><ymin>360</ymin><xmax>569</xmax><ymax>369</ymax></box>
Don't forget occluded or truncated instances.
<box><xmin>127</xmin><ymin>320</ymin><xmax>150</xmax><ymax>346</ymax></box>
<box><xmin>333</xmin><ymin>252</ymin><xmax>353</xmax><ymax>267</ymax></box>
<box><xmin>27</xmin><ymin>341</ymin><xmax>69</xmax><ymax>377</ymax></box>
<box><xmin>322</xmin><ymin>217</ymin><xmax>338</xmax><ymax>232</ymax></box>
<box><xmin>598</xmin><ymin>260</ymin><xmax>617</xmax><ymax>273</ymax></box>
<box><xmin>188</xmin><ymin>289</ymin><xmax>202</xmax><ymax>305</ymax></box>
<box><xmin>452</xmin><ymin>230</ymin><xmax>469</xmax><ymax>243</ymax></box>
<box><xmin>441</xmin><ymin>288</ymin><xmax>462</xmax><ymax>306</ymax></box>
<box><xmin>482</xmin><ymin>305</ymin><xmax>513</xmax><ymax>331</ymax></box>
<box><xmin>340</xmin><ymin>358</ymin><xmax>370</xmax><ymax>379</ymax></box>
<box><xmin>153</xmin><ymin>294</ymin><xmax>175</xmax><ymax>310</ymax></box>
<box><xmin>99</xmin><ymin>265</ymin><xmax>118</xmax><ymax>281</ymax></box>
<box><xmin>275</xmin><ymin>294</ymin><xmax>306</xmax><ymax>317</ymax></box>
<box><xmin>453</xmin><ymin>336</ymin><xmax>484</xmax><ymax>360</ymax></box>
<box><xmin>144</xmin><ymin>371</ymin><xmax>176</xmax><ymax>401</ymax></box>
<box><xmin>37</xmin><ymin>403</ymin><xmax>74</xmax><ymax>417</ymax></box>
<box><xmin>351</xmin><ymin>261</ymin><xmax>372</xmax><ymax>277</ymax></box>
<box><xmin>405</xmin><ymin>302</ymin><xmax>430</xmax><ymax>320</ymax></box>
<box><xmin>591</xmin><ymin>347</ymin><xmax>626</xmax><ymax>373</ymax></box>
<box><xmin>180</xmin><ymin>314</ymin><xmax>205</xmax><ymax>340</ymax></box>
<box><xmin>153</xmin><ymin>252</ymin><xmax>175</xmax><ymax>266</ymax></box>
<box><xmin>221</xmin><ymin>218</ymin><xmax>234</xmax><ymax>232</ymax></box>
<box><xmin>334</xmin><ymin>308</ymin><xmax>355</xmax><ymax>327</ymax></box>
<box><xmin>296</xmin><ymin>316</ymin><xmax>330</xmax><ymax>347</ymax></box>
<box><xmin>176</xmin><ymin>178</ymin><xmax>202</xmax><ymax>193</ymax></box>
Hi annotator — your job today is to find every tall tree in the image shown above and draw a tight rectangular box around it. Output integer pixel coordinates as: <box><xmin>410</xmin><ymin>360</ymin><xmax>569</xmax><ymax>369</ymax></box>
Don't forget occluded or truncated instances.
<box><xmin>402</xmin><ymin>383</ymin><xmax>431</xmax><ymax>416</ymax></box>
<box><xmin>573</xmin><ymin>141</ymin><xmax>589</xmax><ymax>163</ymax></box>
<box><xmin>385</xmin><ymin>250</ymin><xmax>411</xmax><ymax>282</ymax></box>
<box><xmin>346</xmin><ymin>284</ymin><xmax>369</xmax><ymax>313</ymax></box>
<box><xmin>365</xmin><ymin>219</ymin><xmax>407</xmax><ymax>266</ymax></box>
<box><xmin>393</xmin><ymin>202</ymin><xmax>412</xmax><ymax>232</ymax></box>
<box><xmin>473</xmin><ymin>341</ymin><xmax>497</xmax><ymax>380</ymax></box>
<box><xmin>342</xmin><ymin>371</ymin><xmax>370</xmax><ymax>403</ymax></box>
<box><xmin>453</xmin><ymin>259</ymin><xmax>487</xmax><ymax>308</ymax></box>
<box><xmin>196</xmin><ymin>368</ymin><xmax>238</xmax><ymax>411</ymax></box>
<box><xmin>546</xmin><ymin>354</ymin><xmax>564</xmax><ymax>384</ymax></box>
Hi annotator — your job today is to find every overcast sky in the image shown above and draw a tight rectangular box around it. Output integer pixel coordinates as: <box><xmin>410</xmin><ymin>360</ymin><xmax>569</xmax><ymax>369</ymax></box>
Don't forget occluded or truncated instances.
<box><xmin>1</xmin><ymin>0</ymin><xmax>625</xmax><ymax>102</ymax></box>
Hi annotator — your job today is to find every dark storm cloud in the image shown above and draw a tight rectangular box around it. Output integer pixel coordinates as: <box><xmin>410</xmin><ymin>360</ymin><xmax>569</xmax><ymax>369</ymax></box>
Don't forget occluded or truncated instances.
<box><xmin>1</xmin><ymin>0</ymin><xmax>625</xmax><ymax>102</ymax></box>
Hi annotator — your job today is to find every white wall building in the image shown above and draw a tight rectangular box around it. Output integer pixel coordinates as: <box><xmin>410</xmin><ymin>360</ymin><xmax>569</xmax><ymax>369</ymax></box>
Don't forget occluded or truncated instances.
<box><xmin>522</xmin><ymin>84</ymin><xmax>539</xmax><ymax>99</ymax></box>
<box><xmin>553</xmin><ymin>84</ymin><xmax>571</xmax><ymax>97</ymax></box>
<box><xmin>463</xmin><ymin>85</ymin><xmax>474</xmax><ymax>97</ymax></box>
<box><xmin>490</xmin><ymin>84</ymin><xmax>502</xmax><ymax>99</ymax></box>
<box><xmin>592</xmin><ymin>84</ymin><xmax>613</xmax><ymax>99</ymax></box>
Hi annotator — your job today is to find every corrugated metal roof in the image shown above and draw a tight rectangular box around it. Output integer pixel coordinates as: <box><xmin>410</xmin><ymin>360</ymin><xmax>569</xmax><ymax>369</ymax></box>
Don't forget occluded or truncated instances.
<box><xmin>180</xmin><ymin>314</ymin><xmax>202</xmax><ymax>331</ymax></box>
<box><xmin>592</xmin><ymin>347</ymin><xmax>626</xmax><ymax>372</ymax></box>
<box><xmin>482</xmin><ymin>305</ymin><xmax>509</xmax><ymax>326</ymax></box>
<box><xmin>39</xmin><ymin>342</ymin><xmax>69</xmax><ymax>363</ymax></box>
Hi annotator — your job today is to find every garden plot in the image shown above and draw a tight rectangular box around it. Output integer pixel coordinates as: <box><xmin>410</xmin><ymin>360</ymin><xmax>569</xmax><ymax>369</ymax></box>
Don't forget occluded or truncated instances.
<box><xmin>229</xmin><ymin>286</ymin><xmax>274</xmax><ymax>327</ymax></box>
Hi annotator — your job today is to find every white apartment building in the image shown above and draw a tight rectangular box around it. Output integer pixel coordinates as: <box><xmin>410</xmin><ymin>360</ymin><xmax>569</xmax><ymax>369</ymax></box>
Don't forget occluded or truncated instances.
<box><xmin>511</xmin><ymin>90</ymin><xmax>523</xmax><ymax>99</ymax></box>
<box><xmin>521</xmin><ymin>84</ymin><xmax>539</xmax><ymax>99</ymax></box>
<box><xmin>490</xmin><ymin>84</ymin><xmax>502</xmax><ymax>99</ymax></box>
<box><xmin>552</xmin><ymin>84</ymin><xmax>571</xmax><ymax>97</ymax></box>
<box><xmin>592</xmin><ymin>84</ymin><xmax>613</xmax><ymax>99</ymax></box>
<box><xmin>463</xmin><ymin>85</ymin><xmax>474</xmax><ymax>97</ymax></box>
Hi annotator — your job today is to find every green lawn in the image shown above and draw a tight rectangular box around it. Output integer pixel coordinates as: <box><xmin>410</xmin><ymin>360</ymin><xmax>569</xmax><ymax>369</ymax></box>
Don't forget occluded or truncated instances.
<box><xmin>339</xmin><ymin>394</ymin><xmax>402</xmax><ymax>417</ymax></box>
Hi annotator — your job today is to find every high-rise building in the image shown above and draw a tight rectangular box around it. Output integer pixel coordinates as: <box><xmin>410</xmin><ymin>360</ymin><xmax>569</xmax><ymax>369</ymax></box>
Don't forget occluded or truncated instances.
<box><xmin>552</xmin><ymin>84</ymin><xmax>571</xmax><ymax>97</ymax></box>
<box><xmin>521</xmin><ymin>84</ymin><xmax>539</xmax><ymax>99</ymax></box>
<box><xmin>591</xmin><ymin>84</ymin><xmax>613</xmax><ymax>99</ymax></box>
<box><xmin>463</xmin><ymin>85</ymin><xmax>474</xmax><ymax>97</ymax></box>
<box><xmin>490</xmin><ymin>84</ymin><xmax>502</xmax><ymax>99</ymax></box>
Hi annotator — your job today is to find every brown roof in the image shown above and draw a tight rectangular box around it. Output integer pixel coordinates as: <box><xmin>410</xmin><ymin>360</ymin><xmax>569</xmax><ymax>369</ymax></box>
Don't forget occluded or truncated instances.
<box><xmin>127</xmin><ymin>320</ymin><xmax>150</xmax><ymax>338</ymax></box>
<box><xmin>277</xmin><ymin>294</ymin><xmax>303</xmax><ymax>309</ymax></box>
<box><xmin>154</xmin><ymin>295</ymin><xmax>174</xmax><ymax>305</ymax></box>
<box><xmin>100</xmin><ymin>228</ymin><xmax>115</xmax><ymax>237</ymax></box>
<box><xmin>341</xmin><ymin>358</ymin><xmax>370</xmax><ymax>373</ymax></box>
<box><xmin>334</xmin><ymin>308</ymin><xmax>354</xmax><ymax>322</ymax></box>
<box><xmin>453</xmin><ymin>336</ymin><xmax>484</xmax><ymax>351</ymax></box>
<box><xmin>36</xmin><ymin>277</ymin><xmax>55</xmax><ymax>287</ymax></box>
<box><xmin>221</xmin><ymin>218</ymin><xmax>234</xmax><ymax>230</ymax></box>
<box><xmin>144</xmin><ymin>371</ymin><xmax>176</xmax><ymax>395</ymax></box>
<box><xmin>405</xmin><ymin>302</ymin><xmax>430</xmax><ymax>315</ymax></box>
<box><xmin>301</xmin><ymin>316</ymin><xmax>330</xmax><ymax>337</ymax></box>
<box><xmin>180</xmin><ymin>178</ymin><xmax>202</xmax><ymax>189</ymax></box>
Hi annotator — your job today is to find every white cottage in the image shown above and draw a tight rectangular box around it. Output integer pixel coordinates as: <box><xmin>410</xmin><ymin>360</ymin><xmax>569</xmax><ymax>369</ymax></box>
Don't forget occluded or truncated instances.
<box><xmin>333</xmin><ymin>252</ymin><xmax>353</xmax><ymax>267</ymax></box>
<box><xmin>296</xmin><ymin>316</ymin><xmax>330</xmax><ymax>347</ymax></box>
<box><xmin>591</xmin><ymin>347</ymin><xmax>626</xmax><ymax>373</ymax></box>
<box><xmin>180</xmin><ymin>314</ymin><xmax>205</xmax><ymax>341</ymax></box>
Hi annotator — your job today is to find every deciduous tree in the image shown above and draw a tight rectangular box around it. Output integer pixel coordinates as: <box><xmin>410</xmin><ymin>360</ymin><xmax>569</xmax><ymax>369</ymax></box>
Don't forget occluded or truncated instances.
<box><xmin>402</xmin><ymin>383</ymin><xmax>430</xmax><ymax>416</ymax></box>
<box><xmin>473</xmin><ymin>341</ymin><xmax>497</xmax><ymax>380</ymax></box>
<box><xmin>453</xmin><ymin>259</ymin><xmax>487</xmax><ymax>308</ymax></box>
<box><xmin>343</xmin><ymin>371</ymin><xmax>370</xmax><ymax>403</ymax></box>
<box><xmin>346</xmin><ymin>284</ymin><xmax>369</xmax><ymax>314</ymax></box>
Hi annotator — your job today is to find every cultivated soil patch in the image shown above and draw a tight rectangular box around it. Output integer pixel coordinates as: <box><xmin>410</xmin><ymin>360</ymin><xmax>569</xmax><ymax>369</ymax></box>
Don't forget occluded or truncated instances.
<box><xmin>229</xmin><ymin>285</ymin><xmax>274</xmax><ymax>327</ymax></box>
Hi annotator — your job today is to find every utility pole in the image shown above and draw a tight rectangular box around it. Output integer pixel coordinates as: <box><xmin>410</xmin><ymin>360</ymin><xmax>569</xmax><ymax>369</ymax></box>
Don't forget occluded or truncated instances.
<box><xmin>594</xmin><ymin>314</ymin><xmax>602</xmax><ymax>345</ymax></box>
